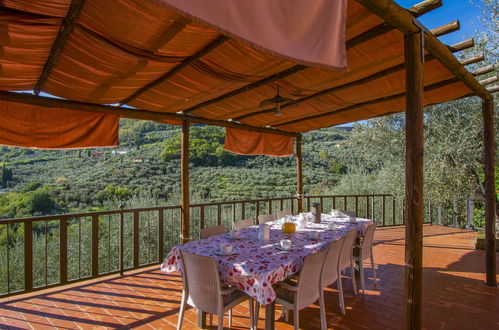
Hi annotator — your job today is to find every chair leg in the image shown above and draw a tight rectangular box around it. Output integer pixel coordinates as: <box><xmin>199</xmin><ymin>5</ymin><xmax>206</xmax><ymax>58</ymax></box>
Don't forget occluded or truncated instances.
<box><xmin>255</xmin><ymin>301</ymin><xmax>260</xmax><ymax>325</ymax></box>
<box><xmin>229</xmin><ymin>309</ymin><xmax>233</xmax><ymax>327</ymax></box>
<box><xmin>371</xmin><ymin>251</ymin><xmax>377</xmax><ymax>282</ymax></box>
<box><xmin>293</xmin><ymin>308</ymin><xmax>299</xmax><ymax>330</ymax></box>
<box><xmin>218</xmin><ymin>311</ymin><xmax>223</xmax><ymax>330</ymax></box>
<box><xmin>338</xmin><ymin>276</ymin><xmax>345</xmax><ymax>315</ymax></box>
<box><xmin>319</xmin><ymin>290</ymin><xmax>327</xmax><ymax>330</ymax></box>
<box><xmin>350</xmin><ymin>257</ymin><xmax>357</xmax><ymax>295</ymax></box>
<box><xmin>176</xmin><ymin>291</ymin><xmax>187</xmax><ymax>330</ymax></box>
<box><xmin>359</xmin><ymin>259</ymin><xmax>365</xmax><ymax>294</ymax></box>
<box><xmin>284</xmin><ymin>307</ymin><xmax>289</xmax><ymax>322</ymax></box>
<box><xmin>249</xmin><ymin>299</ymin><xmax>255</xmax><ymax>330</ymax></box>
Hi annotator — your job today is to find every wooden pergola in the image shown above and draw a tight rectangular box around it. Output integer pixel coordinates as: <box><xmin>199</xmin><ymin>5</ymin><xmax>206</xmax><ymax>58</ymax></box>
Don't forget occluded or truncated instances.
<box><xmin>0</xmin><ymin>0</ymin><xmax>496</xmax><ymax>328</ymax></box>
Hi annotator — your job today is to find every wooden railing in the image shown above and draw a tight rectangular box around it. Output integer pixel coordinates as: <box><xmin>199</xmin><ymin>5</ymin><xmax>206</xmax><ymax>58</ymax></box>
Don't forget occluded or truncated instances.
<box><xmin>0</xmin><ymin>194</ymin><xmax>405</xmax><ymax>297</ymax></box>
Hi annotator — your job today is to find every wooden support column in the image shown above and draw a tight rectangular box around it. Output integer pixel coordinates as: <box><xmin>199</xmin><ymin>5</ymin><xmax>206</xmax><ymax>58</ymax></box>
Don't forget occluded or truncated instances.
<box><xmin>482</xmin><ymin>99</ymin><xmax>497</xmax><ymax>287</ymax></box>
<box><xmin>296</xmin><ymin>136</ymin><xmax>303</xmax><ymax>213</ymax></box>
<box><xmin>181</xmin><ymin>121</ymin><xmax>190</xmax><ymax>244</ymax></box>
<box><xmin>404</xmin><ymin>31</ymin><xmax>424</xmax><ymax>330</ymax></box>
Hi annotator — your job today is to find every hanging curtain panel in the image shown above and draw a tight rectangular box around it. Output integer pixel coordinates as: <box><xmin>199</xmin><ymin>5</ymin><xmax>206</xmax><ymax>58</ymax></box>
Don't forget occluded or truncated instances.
<box><xmin>224</xmin><ymin>127</ymin><xmax>294</xmax><ymax>157</ymax></box>
<box><xmin>0</xmin><ymin>99</ymin><xmax>119</xmax><ymax>149</ymax></box>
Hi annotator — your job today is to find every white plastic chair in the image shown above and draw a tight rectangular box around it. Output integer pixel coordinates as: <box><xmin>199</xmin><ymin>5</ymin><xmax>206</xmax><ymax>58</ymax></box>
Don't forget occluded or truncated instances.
<box><xmin>258</xmin><ymin>214</ymin><xmax>276</xmax><ymax>224</ymax></box>
<box><xmin>354</xmin><ymin>223</ymin><xmax>377</xmax><ymax>293</ymax></box>
<box><xmin>177</xmin><ymin>250</ymin><xmax>254</xmax><ymax>330</ymax></box>
<box><xmin>277</xmin><ymin>210</ymin><xmax>292</xmax><ymax>218</ymax></box>
<box><xmin>200</xmin><ymin>224</ymin><xmax>226</xmax><ymax>239</ymax></box>
<box><xmin>337</xmin><ymin>229</ymin><xmax>358</xmax><ymax>314</ymax></box>
<box><xmin>233</xmin><ymin>218</ymin><xmax>254</xmax><ymax>230</ymax></box>
<box><xmin>320</xmin><ymin>236</ymin><xmax>346</xmax><ymax>316</ymax></box>
<box><xmin>274</xmin><ymin>248</ymin><xmax>328</xmax><ymax>330</ymax></box>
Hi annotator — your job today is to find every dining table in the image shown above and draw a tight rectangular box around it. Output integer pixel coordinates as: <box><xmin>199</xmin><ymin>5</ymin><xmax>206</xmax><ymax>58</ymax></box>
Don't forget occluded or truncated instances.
<box><xmin>161</xmin><ymin>213</ymin><xmax>372</xmax><ymax>329</ymax></box>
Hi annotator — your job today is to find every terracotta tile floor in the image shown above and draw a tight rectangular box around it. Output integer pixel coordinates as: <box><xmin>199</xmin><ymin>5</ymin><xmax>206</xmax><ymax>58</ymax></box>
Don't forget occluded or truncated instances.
<box><xmin>0</xmin><ymin>225</ymin><xmax>497</xmax><ymax>329</ymax></box>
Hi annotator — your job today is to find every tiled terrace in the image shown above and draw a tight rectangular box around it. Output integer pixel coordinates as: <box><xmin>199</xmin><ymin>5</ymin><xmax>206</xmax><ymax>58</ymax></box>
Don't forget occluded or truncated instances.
<box><xmin>0</xmin><ymin>225</ymin><xmax>496</xmax><ymax>329</ymax></box>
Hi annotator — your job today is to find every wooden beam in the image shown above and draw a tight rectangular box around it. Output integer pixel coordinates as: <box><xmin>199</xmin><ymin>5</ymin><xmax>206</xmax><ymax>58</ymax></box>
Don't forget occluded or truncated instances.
<box><xmin>235</xmin><ymin>38</ymin><xmax>470</xmax><ymax>122</ymax></box>
<box><xmin>482</xmin><ymin>99</ymin><xmax>497</xmax><ymax>287</ymax></box>
<box><xmin>356</xmin><ymin>0</ymin><xmax>491</xmax><ymax>100</ymax></box>
<box><xmin>181</xmin><ymin>121</ymin><xmax>190</xmax><ymax>244</ymax></box>
<box><xmin>446</xmin><ymin>38</ymin><xmax>474</xmax><ymax>52</ymax></box>
<box><xmin>430</xmin><ymin>20</ymin><xmax>460</xmax><ymax>37</ymax></box>
<box><xmin>471</xmin><ymin>65</ymin><xmax>494</xmax><ymax>77</ymax></box>
<box><xmin>296</xmin><ymin>136</ymin><xmax>303</xmax><ymax>213</ymax></box>
<box><xmin>404</xmin><ymin>31</ymin><xmax>424</xmax><ymax>330</ymax></box>
<box><xmin>408</xmin><ymin>0</ymin><xmax>442</xmax><ymax>17</ymax></box>
<box><xmin>459</xmin><ymin>54</ymin><xmax>484</xmax><ymax>66</ymax></box>
<box><xmin>33</xmin><ymin>0</ymin><xmax>85</xmax><ymax>95</ymax></box>
<box><xmin>480</xmin><ymin>76</ymin><xmax>498</xmax><ymax>85</ymax></box>
<box><xmin>119</xmin><ymin>35</ymin><xmax>229</xmax><ymax>105</ymax></box>
<box><xmin>0</xmin><ymin>90</ymin><xmax>299</xmax><ymax>137</ymax></box>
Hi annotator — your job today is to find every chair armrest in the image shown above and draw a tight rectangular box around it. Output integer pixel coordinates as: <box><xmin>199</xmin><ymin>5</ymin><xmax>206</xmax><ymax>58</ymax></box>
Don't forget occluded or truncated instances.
<box><xmin>221</xmin><ymin>286</ymin><xmax>237</xmax><ymax>295</ymax></box>
<box><xmin>276</xmin><ymin>281</ymin><xmax>299</xmax><ymax>292</ymax></box>
<box><xmin>354</xmin><ymin>244</ymin><xmax>362</xmax><ymax>248</ymax></box>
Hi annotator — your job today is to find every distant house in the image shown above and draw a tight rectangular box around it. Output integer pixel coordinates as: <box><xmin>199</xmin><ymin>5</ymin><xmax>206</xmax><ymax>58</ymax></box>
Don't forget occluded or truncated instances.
<box><xmin>132</xmin><ymin>158</ymin><xmax>144</xmax><ymax>163</ymax></box>
<box><xmin>91</xmin><ymin>152</ymin><xmax>104</xmax><ymax>157</ymax></box>
<box><xmin>111</xmin><ymin>150</ymin><xmax>128</xmax><ymax>155</ymax></box>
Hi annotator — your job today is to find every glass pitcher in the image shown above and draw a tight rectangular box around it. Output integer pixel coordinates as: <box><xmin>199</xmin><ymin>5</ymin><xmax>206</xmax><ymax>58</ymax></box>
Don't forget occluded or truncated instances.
<box><xmin>282</xmin><ymin>216</ymin><xmax>296</xmax><ymax>235</ymax></box>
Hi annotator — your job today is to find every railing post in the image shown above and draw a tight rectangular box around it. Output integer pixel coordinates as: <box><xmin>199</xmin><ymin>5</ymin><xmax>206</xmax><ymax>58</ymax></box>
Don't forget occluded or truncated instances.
<box><xmin>268</xmin><ymin>200</ymin><xmax>272</xmax><ymax>215</ymax></box>
<box><xmin>24</xmin><ymin>221</ymin><xmax>33</xmax><ymax>292</ymax></box>
<box><xmin>241</xmin><ymin>203</ymin><xmax>245</xmax><ymax>220</ymax></box>
<box><xmin>60</xmin><ymin>218</ymin><xmax>68</xmax><ymax>284</ymax></box>
<box><xmin>158</xmin><ymin>209</ymin><xmax>164</xmax><ymax>263</ymax></box>
<box><xmin>392</xmin><ymin>196</ymin><xmax>396</xmax><ymax>226</ymax></box>
<box><xmin>296</xmin><ymin>135</ymin><xmax>303</xmax><ymax>213</ymax></box>
<box><xmin>133</xmin><ymin>211</ymin><xmax>139</xmax><ymax>269</ymax></box>
<box><xmin>120</xmin><ymin>211</ymin><xmax>124</xmax><ymax>275</ymax></box>
<box><xmin>382</xmin><ymin>195</ymin><xmax>386</xmax><ymax>226</ymax></box>
<box><xmin>91</xmin><ymin>215</ymin><xmax>99</xmax><ymax>277</ymax></box>
<box><xmin>355</xmin><ymin>196</ymin><xmax>359</xmax><ymax>218</ymax></box>
<box><xmin>181</xmin><ymin>120</ymin><xmax>190</xmax><ymax>244</ymax></box>
<box><xmin>217</xmin><ymin>204</ymin><xmax>222</xmax><ymax>225</ymax></box>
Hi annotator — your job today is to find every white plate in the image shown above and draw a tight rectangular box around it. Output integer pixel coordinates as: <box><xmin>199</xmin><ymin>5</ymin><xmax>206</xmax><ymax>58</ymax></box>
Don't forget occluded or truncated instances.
<box><xmin>215</xmin><ymin>250</ymin><xmax>237</xmax><ymax>256</ymax></box>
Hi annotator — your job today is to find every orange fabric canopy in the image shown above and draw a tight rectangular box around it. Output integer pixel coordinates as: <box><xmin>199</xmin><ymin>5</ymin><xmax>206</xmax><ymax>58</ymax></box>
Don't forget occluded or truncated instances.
<box><xmin>224</xmin><ymin>128</ymin><xmax>294</xmax><ymax>157</ymax></box>
<box><xmin>0</xmin><ymin>99</ymin><xmax>118</xmax><ymax>149</ymax></box>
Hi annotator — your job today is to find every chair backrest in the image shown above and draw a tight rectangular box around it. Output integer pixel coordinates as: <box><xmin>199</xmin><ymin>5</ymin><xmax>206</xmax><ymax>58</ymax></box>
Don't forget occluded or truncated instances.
<box><xmin>179</xmin><ymin>250</ymin><xmax>221</xmax><ymax>315</ymax></box>
<box><xmin>360</xmin><ymin>223</ymin><xmax>377</xmax><ymax>260</ymax></box>
<box><xmin>321</xmin><ymin>236</ymin><xmax>345</xmax><ymax>288</ymax></box>
<box><xmin>338</xmin><ymin>229</ymin><xmax>357</xmax><ymax>271</ymax></box>
<box><xmin>200</xmin><ymin>224</ymin><xmax>226</xmax><ymax>239</ymax></box>
<box><xmin>295</xmin><ymin>248</ymin><xmax>328</xmax><ymax>310</ymax></box>
<box><xmin>277</xmin><ymin>210</ymin><xmax>292</xmax><ymax>219</ymax></box>
<box><xmin>332</xmin><ymin>209</ymin><xmax>356</xmax><ymax>217</ymax></box>
<box><xmin>233</xmin><ymin>218</ymin><xmax>254</xmax><ymax>230</ymax></box>
<box><xmin>258</xmin><ymin>214</ymin><xmax>276</xmax><ymax>224</ymax></box>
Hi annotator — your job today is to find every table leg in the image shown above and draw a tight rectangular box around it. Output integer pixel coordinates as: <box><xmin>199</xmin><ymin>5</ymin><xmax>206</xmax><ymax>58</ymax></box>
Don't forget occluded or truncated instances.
<box><xmin>197</xmin><ymin>309</ymin><xmax>207</xmax><ymax>329</ymax></box>
<box><xmin>264</xmin><ymin>301</ymin><xmax>275</xmax><ymax>330</ymax></box>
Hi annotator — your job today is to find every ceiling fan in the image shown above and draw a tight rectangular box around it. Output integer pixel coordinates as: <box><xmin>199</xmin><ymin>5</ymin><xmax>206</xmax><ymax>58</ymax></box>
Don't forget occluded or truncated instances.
<box><xmin>259</xmin><ymin>79</ymin><xmax>297</xmax><ymax>116</ymax></box>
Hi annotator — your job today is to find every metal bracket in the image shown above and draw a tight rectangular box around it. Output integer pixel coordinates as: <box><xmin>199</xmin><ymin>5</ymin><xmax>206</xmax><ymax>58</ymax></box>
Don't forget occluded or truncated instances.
<box><xmin>413</xmin><ymin>18</ymin><xmax>431</xmax><ymax>63</ymax></box>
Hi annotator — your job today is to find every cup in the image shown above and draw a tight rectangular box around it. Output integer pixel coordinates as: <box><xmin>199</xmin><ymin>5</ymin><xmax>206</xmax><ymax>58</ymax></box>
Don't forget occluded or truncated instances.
<box><xmin>220</xmin><ymin>243</ymin><xmax>233</xmax><ymax>255</ymax></box>
<box><xmin>280</xmin><ymin>239</ymin><xmax>292</xmax><ymax>250</ymax></box>
<box><xmin>308</xmin><ymin>231</ymin><xmax>320</xmax><ymax>240</ymax></box>
<box><xmin>230</xmin><ymin>230</ymin><xmax>240</xmax><ymax>239</ymax></box>
<box><xmin>327</xmin><ymin>222</ymin><xmax>336</xmax><ymax>230</ymax></box>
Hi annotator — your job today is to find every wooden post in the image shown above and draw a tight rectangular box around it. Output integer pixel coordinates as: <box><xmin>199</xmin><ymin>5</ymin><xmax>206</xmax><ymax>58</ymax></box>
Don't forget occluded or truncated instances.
<box><xmin>482</xmin><ymin>99</ymin><xmax>497</xmax><ymax>287</ymax></box>
<box><xmin>181</xmin><ymin>121</ymin><xmax>190</xmax><ymax>244</ymax></box>
<box><xmin>404</xmin><ymin>31</ymin><xmax>424</xmax><ymax>330</ymax></box>
<box><xmin>24</xmin><ymin>221</ymin><xmax>33</xmax><ymax>292</ymax></box>
<box><xmin>296</xmin><ymin>136</ymin><xmax>303</xmax><ymax>213</ymax></box>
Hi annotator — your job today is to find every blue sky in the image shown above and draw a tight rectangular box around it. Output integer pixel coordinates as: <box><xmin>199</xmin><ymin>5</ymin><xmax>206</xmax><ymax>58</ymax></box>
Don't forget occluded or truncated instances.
<box><xmin>394</xmin><ymin>0</ymin><xmax>483</xmax><ymax>45</ymax></box>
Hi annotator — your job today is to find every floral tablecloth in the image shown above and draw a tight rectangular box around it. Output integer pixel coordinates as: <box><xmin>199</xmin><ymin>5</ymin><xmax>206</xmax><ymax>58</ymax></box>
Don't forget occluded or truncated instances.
<box><xmin>161</xmin><ymin>214</ymin><xmax>371</xmax><ymax>304</ymax></box>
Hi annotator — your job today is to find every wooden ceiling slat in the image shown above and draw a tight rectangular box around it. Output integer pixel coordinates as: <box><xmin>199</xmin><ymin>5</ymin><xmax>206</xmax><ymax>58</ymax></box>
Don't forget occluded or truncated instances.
<box><xmin>33</xmin><ymin>0</ymin><xmax>85</xmax><ymax>95</ymax></box>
